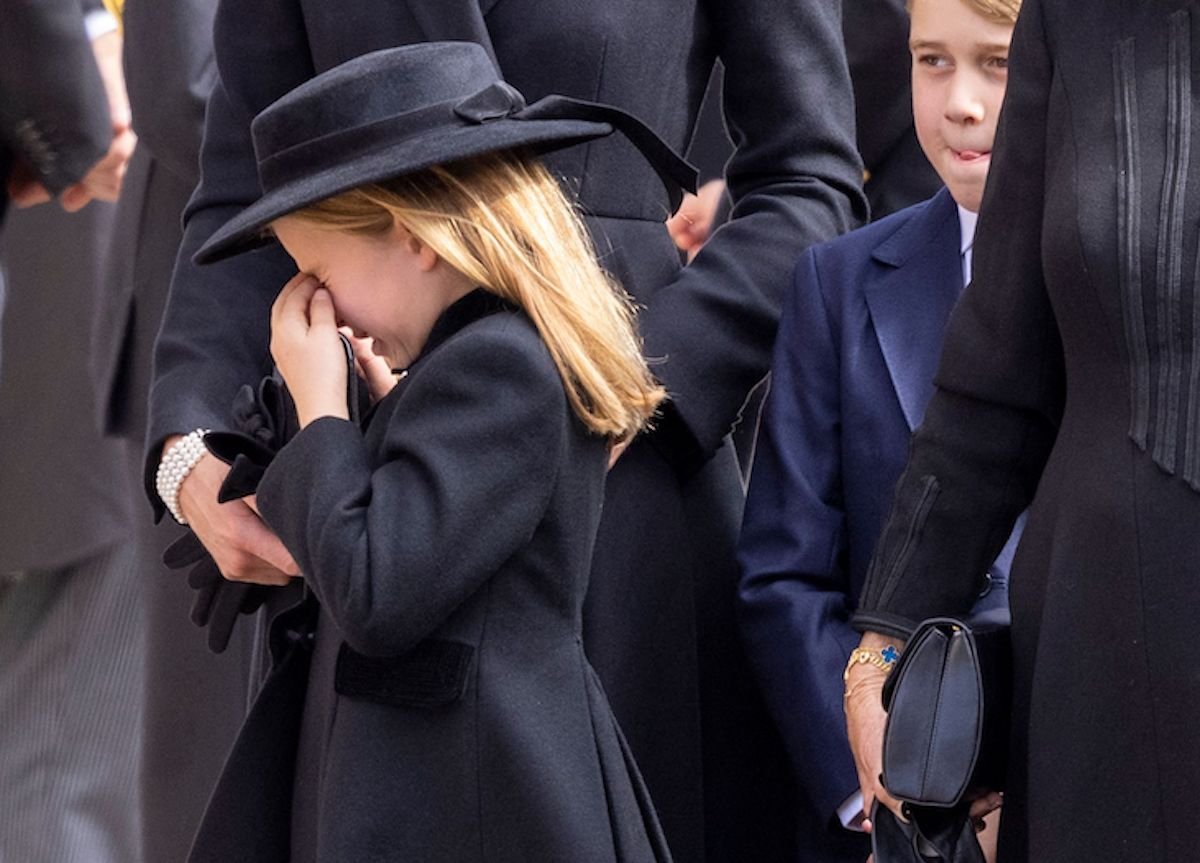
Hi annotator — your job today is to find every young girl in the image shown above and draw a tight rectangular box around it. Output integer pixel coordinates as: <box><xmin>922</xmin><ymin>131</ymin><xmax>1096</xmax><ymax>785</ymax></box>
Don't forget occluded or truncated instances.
<box><xmin>183</xmin><ymin>42</ymin><xmax>693</xmax><ymax>862</ymax></box>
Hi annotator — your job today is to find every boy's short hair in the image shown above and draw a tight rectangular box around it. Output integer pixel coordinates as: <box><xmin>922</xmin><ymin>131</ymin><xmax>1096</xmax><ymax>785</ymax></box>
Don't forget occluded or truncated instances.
<box><xmin>965</xmin><ymin>0</ymin><xmax>1021</xmax><ymax>25</ymax></box>
<box><xmin>907</xmin><ymin>0</ymin><xmax>1022</xmax><ymax>25</ymax></box>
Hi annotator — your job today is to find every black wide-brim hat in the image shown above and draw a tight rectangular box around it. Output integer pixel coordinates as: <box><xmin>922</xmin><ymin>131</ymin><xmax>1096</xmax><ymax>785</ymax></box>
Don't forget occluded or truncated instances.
<box><xmin>196</xmin><ymin>41</ymin><xmax>696</xmax><ymax>264</ymax></box>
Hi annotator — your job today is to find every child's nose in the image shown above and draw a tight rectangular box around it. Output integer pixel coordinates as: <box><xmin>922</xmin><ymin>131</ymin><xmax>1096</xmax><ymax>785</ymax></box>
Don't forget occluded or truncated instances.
<box><xmin>945</xmin><ymin>74</ymin><xmax>986</xmax><ymax>124</ymax></box>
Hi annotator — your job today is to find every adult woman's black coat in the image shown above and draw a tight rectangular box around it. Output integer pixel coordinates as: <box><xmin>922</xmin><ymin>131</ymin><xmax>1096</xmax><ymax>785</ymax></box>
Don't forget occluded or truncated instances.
<box><xmin>855</xmin><ymin>1</ymin><xmax>1200</xmax><ymax>860</ymax></box>
<box><xmin>149</xmin><ymin>2</ymin><xmax>866</xmax><ymax>858</ymax></box>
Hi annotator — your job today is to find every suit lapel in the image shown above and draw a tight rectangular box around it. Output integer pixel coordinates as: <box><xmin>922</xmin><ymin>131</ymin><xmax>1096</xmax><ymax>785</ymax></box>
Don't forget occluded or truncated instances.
<box><xmin>863</xmin><ymin>188</ymin><xmax>963</xmax><ymax>431</ymax></box>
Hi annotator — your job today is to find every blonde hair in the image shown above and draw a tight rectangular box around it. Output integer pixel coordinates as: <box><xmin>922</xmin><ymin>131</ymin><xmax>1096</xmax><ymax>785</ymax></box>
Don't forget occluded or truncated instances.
<box><xmin>291</xmin><ymin>151</ymin><xmax>665</xmax><ymax>441</ymax></box>
<box><xmin>908</xmin><ymin>0</ymin><xmax>1021</xmax><ymax>25</ymax></box>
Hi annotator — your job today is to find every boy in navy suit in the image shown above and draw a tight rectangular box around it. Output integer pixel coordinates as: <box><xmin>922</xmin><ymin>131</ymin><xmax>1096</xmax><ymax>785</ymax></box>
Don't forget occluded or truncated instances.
<box><xmin>737</xmin><ymin>0</ymin><xmax>1022</xmax><ymax>859</ymax></box>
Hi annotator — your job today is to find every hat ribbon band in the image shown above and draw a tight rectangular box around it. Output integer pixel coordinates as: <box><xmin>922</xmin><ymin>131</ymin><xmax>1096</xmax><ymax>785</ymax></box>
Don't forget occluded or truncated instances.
<box><xmin>517</xmin><ymin>96</ymin><xmax>698</xmax><ymax>205</ymax></box>
<box><xmin>258</xmin><ymin>99</ymin><xmax>467</xmax><ymax>192</ymax></box>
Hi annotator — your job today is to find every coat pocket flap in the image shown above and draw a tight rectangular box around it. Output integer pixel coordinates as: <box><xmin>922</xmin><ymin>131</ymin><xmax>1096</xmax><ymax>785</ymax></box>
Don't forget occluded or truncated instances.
<box><xmin>335</xmin><ymin>639</ymin><xmax>474</xmax><ymax>708</ymax></box>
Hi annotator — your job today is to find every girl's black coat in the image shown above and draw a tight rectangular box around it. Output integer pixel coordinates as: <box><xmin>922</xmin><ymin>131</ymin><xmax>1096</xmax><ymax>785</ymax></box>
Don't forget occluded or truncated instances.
<box><xmin>189</xmin><ymin>295</ymin><xmax>670</xmax><ymax>862</ymax></box>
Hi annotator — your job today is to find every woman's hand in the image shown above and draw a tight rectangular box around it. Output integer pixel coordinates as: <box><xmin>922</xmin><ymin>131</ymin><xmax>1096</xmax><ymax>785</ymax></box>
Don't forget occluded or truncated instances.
<box><xmin>340</xmin><ymin>328</ymin><xmax>399</xmax><ymax>404</ymax></box>
<box><xmin>974</xmin><ymin>803</ymin><xmax>1003</xmax><ymax>863</ymax></box>
<box><xmin>270</xmin><ymin>273</ymin><xmax>350</xmax><ymax>427</ymax></box>
<box><xmin>843</xmin><ymin>632</ymin><xmax>906</xmax><ymax>831</ymax></box>
<box><xmin>171</xmin><ymin>442</ymin><xmax>300</xmax><ymax>586</ymax></box>
<box><xmin>845</xmin><ymin>629</ymin><xmax>1005</xmax><ymax>860</ymax></box>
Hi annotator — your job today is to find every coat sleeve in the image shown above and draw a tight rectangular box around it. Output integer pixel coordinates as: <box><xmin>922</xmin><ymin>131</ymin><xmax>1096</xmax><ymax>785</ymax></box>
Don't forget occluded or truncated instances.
<box><xmin>0</xmin><ymin>0</ymin><xmax>109</xmax><ymax>194</ymax></box>
<box><xmin>737</xmin><ymin>249</ymin><xmax>861</xmax><ymax>823</ymax></box>
<box><xmin>143</xmin><ymin>0</ymin><xmax>312</xmax><ymax>509</ymax></box>
<box><xmin>122</xmin><ymin>0</ymin><xmax>218</xmax><ymax>184</ymax></box>
<box><xmin>254</xmin><ymin>323</ymin><xmax>569</xmax><ymax>657</ymax></box>
<box><xmin>638</xmin><ymin>0</ymin><xmax>867</xmax><ymax>472</ymax></box>
<box><xmin>854</xmin><ymin>0</ymin><xmax>1063</xmax><ymax>638</ymax></box>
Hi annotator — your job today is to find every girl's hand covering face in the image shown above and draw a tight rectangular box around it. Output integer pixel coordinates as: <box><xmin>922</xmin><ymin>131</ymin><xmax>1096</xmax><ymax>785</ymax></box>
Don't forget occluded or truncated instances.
<box><xmin>270</xmin><ymin>272</ymin><xmax>352</xmax><ymax>428</ymax></box>
<box><xmin>340</xmin><ymin>327</ymin><xmax>400</xmax><ymax>404</ymax></box>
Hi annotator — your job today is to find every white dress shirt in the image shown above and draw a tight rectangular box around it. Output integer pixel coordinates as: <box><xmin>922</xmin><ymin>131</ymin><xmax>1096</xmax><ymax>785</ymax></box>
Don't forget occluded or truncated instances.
<box><xmin>958</xmin><ymin>204</ymin><xmax>978</xmax><ymax>287</ymax></box>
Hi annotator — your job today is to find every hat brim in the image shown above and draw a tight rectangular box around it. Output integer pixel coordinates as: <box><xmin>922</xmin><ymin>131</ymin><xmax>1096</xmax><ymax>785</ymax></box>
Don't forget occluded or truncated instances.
<box><xmin>194</xmin><ymin>118</ymin><xmax>612</xmax><ymax>265</ymax></box>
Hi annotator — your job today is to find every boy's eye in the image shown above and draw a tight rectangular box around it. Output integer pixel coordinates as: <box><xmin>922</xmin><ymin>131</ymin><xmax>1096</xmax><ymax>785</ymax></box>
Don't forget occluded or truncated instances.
<box><xmin>916</xmin><ymin>53</ymin><xmax>951</xmax><ymax>69</ymax></box>
<box><xmin>984</xmin><ymin>55</ymin><xmax>1009</xmax><ymax>70</ymax></box>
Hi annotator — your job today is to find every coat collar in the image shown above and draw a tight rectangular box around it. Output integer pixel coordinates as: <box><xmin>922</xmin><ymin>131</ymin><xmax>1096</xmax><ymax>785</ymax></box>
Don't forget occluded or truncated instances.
<box><xmin>409</xmin><ymin>287</ymin><xmax>515</xmax><ymax>371</ymax></box>
<box><xmin>863</xmin><ymin>188</ymin><xmax>963</xmax><ymax>430</ymax></box>
<box><xmin>365</xmin><ymin>288</ymin><xmax>513</xmax><ymax>428</ymax></box>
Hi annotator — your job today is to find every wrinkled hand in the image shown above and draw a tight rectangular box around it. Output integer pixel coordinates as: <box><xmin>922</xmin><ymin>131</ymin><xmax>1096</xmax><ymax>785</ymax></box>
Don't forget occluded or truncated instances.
<box><xmin>844</xmin><ymin>632</ymin><xmax>906</xmax><ymax>831</ymax></box>
<box><xmin>271</xmin><ymin>273</ymin><xmax>350</xmax><ymax>427</ymax></box>
<box><xmin>340</xmin><ymin>327</ymin><xmax>399</xmax><ymax>404</ymax></box>
<box><xmin>665</xmin><ymin>179</ymin><xmax>726</xmax><ymax>261</ymax></box>
<box><xmin>172</xmin><ymin>440</ymin><xmax>300</xmax><ymax>586</ymax></box>
<box><xmin>974</xmin><ymin>804</ymin><xmax>1003</xmax><ymax>863</ymax></box>
<box><xmin>968</xmin><ymin>789</ymin><xmax>1004</xmax><ymax>824</ymax></box>
<box><xmin>968</xmin><ymin>787</ymin><xmax>1004</xmax><ymax>863</ymax></box>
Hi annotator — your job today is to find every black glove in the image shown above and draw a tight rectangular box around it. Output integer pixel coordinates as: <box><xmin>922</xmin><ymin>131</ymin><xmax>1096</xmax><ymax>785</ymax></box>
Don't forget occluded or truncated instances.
<box><xmin>162</xmin><ymin>514</ymin><xmax>269</xmax><ymax>654</ymax></box>
<box><xmin>162</xmin><ymin>336</ymin><xmax>364</xmax><ymax>653</ymax></box>
<box><xmin>870</xmin><ymin>800</ymin><xmax>985</xmax><ymax>863</ymax></box>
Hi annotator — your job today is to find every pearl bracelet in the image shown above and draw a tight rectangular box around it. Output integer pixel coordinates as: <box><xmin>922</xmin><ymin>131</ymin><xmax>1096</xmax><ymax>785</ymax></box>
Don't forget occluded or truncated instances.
<box><xmin>155</xmin><ymin>429</ymin><xmax>212</xmax><ymax>526</ymax></box>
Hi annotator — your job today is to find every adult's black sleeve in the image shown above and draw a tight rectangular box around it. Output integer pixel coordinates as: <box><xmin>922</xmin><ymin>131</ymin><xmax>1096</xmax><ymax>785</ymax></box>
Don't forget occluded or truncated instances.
<box><xmin>144</xmin><ymin>0</ymin><xmax>312</xmax><ymax>512</ymax></box>
<box><xmin>637</xmin><ymin>0</ymin><xmax>867</xmax><ymax>465</ymax></box>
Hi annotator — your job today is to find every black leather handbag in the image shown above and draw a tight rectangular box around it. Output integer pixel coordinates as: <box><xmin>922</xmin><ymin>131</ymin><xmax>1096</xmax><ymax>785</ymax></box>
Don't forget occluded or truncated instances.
<box><xmin>870</xmin><ymin>617</ymin><xmax>1011</xmax><ymax>863</ymax></box>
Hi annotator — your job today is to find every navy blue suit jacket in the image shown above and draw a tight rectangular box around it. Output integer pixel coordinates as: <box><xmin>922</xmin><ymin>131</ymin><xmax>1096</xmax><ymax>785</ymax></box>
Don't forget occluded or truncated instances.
<box><xmin>737</xmin><ymin>187</ymin><xmax>1018</xmax><ymax>860</ymax></box>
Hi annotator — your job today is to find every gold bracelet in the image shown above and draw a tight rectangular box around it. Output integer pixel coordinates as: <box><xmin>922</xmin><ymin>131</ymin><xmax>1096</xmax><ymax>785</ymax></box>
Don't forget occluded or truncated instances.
<box><xmin>842</xmin><ymin>645</ymin><xmax>900</xmax><ymax>683</ymax></box>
